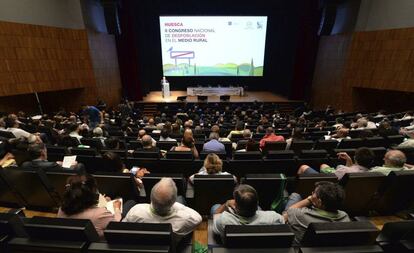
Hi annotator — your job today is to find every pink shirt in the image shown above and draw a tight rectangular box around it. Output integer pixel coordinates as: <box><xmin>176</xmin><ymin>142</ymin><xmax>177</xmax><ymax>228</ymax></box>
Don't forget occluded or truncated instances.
<box><xmin>57</xmin><ymin>207</ymin><xmax>121</xmax><ymax>239</ymax></box>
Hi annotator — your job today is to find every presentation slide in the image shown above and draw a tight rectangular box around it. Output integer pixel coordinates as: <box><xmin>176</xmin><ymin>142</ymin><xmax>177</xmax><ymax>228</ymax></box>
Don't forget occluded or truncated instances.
<box><xmin>159</xmin><ymin>16</ymin><xmax>268</xmax><ymax>77</ymax></box>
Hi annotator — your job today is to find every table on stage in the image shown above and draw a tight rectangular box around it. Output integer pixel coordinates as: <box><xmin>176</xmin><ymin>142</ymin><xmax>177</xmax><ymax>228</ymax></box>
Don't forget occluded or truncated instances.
<box><xmin>186</xmin><ymin>87</ymin><xmax>244</xmax><ymax>96</ymax></box>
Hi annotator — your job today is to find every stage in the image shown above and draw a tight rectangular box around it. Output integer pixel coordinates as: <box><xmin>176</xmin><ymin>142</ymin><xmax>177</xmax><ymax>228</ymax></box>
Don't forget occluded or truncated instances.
<box><xmin>141</xmin><ymin>91</ymin><xmax>291</xmax><ymax>103</ymax></box>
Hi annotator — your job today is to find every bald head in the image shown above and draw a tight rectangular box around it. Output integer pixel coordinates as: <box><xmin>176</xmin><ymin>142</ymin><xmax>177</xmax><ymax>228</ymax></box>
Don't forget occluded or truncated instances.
<box><xmin>138</xmin><ymin>129</ymin><xmax>146</xmax><ymax>138</ymax></box>
<box><xmin>141</xmin><ymin>135</ymin><xmax>153</xmax><ymax>148</ymax></box>
<box><xmin>384</xmin><ymin>150</ymin><xmax>406</xmax><ymax>168</ymax></box>
<box><xmin>150</xmin><ymin>178</ymin><xmax>177</xmax><ymax>216</ymax></box>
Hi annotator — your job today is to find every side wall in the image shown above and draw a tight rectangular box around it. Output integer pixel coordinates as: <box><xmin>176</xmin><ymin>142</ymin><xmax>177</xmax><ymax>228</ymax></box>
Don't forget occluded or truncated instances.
<box><xmin>0</xmin><ymin>0</ymin><xmax>122</xmax><ymax>114</ymax></box>
<box><xmin>311</xmin><ymin>0</ymin><xmax>414</xmax><ymax>112</ymax></box>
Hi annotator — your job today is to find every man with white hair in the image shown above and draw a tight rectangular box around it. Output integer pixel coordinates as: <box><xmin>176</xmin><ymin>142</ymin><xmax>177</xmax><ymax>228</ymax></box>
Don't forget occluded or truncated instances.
<box><xmin>123</xmin><ymin>178</ymin><xmax>202</xmax><ymax>239</ymax></box>
<box><xmin>370</xmin><ymin>150</ymin><xmax>409</xmax><ymax>175</ymax></box>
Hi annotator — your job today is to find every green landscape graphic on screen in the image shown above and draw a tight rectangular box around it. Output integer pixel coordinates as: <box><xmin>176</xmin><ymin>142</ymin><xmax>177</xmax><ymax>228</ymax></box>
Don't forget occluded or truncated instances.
<box><xmin>163</xmin><ymin>59</ymin><xmax>263</xmax><ymax>76</ymax></box>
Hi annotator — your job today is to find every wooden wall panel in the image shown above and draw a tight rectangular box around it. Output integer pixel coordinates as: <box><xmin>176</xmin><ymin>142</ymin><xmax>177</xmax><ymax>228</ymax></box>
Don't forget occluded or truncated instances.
<box><xmin>86</xmin><ymin>30</ymin><xmax>122</xmax><ymax>107</ymax></box>
<box><xmin>0</xmin><ymin>21</ymin><xmax>122</xmax><ymax>114</ymax></box>
<box><xmin>310</xmin><ymin>34</ymin><xmax>353</xmax><ymax>110</ymax></box>
<box><xmin>312</xmin><ymin>27</ymin><xmax>414</xmax><ymax>112</ymax></box>
<box><xmin>0</xmin><ymin>20</ymin><xmax>94</xmax><ymax>97</ymax></box>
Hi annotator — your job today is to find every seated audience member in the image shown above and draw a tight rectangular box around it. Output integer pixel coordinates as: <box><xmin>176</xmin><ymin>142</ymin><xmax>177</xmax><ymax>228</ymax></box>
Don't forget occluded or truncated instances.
<box><xmin>259</xmin><ymin>127</ymin><xmax>285</xmax><ymax>149</ymax></box>
<box><xmin>4</xmin><ymin>115</ymin><xmax>41</xmax><ymax>143</ymax></box>
<box><xmin>212</xmin><ymin>184</ymin><xmax>285</xmax><ymax>238</ymax></box>
<box><xmin>68</xmin><ymin>123</ymin><xmax>83</xmax><ymax>142</ymax></box>
<box><xmin>202</xmin><ymin>132</ymin><xmax>225</xmax><ymax>153</ymax></box>
<box><xmin>329</xmin><ymin>127</ymin><xmax>350</xmax><ymax>142</ymax></box>
<box><xmin>159</xmin><ymin>128</ymin><xmax>177</xmax><ymax>142</ymax></box>
<box><xmin>137</xmin><ymin>129</ymin><xmax>156</xmax><ymax>146</ymax></box>
<box><xmin>123</xmin><ymin>178</ymin><xmax>202</xmax><ymax>240</ymax></box>
<box><xmin>370</xmin><ymin>150</ymin><xmax>408</xmax><ymax>175</ymax></box>
<box><xmin>398</xmin><ymin>131</ymin><xmax>414</xmax><ymax>148</ymax></box>
<box><xmin>297</xmin><ymin>147</ymin><xmax>375</xmax><ymax>180</ymax></box>
<box><xmin>137</xmin><ymin>135</ymin><xmax>161</xmax><ymax>153</ymax></box>
<box><xmin>377</xmin><ymin>121</ymin><xmax>398</xmax><ymax>137</ymax></box>
<box><xmin>236</xmin><ymin>138</ymin><xmax>260</xmax><ymax>152</ymax></box>
<box><xmin>104</xmin><ymin>137</ymin><xmax>121</xmax><ymax>150</ymax></box>
<box><xmin>211</xmin><ymin>125</ymin><xmax>230</xmax><ymax>142</ymax></box>
<box><xmin>286</xmin><ymin>127</ymin><xmax>304</xmax><ymax>150</ymax></box>
<box><xmin>58</xmin><ymin>174</ymin><xmax>122</xmax><ymax>239</ymax></box>
<box><xmin>92</xmin><ymin>127</ymin><xmax>106</xmax><ymax>146</ymax></box>
<box><xmin>102</xmin><ymin>151</ymin><xmax>149</xmax><ymax>189</ymax></box>
<box><xmin>170</xmin><ymin>134</ymin><xmax>199</xmax><ymax>159</ymax></box>
<box><xmin>227</xmin><ymin>122</ymin><xmax>245</xmax><ymax>139</ymax></box>
<box><xmin>333</xmin><ymin>118</ymin><xmax>344</xmax><ymax>130</ymax></box>
<box><xmin>21</xmin><ymin>143</ymin><xmax>81</xmax><ymax>171</ymax></box>
<box><xmin>283</xmin><ymin>181</ymin><xmax>350</xmax><ymax>245</ymax></box>
<box><xmin>189</xmin><ymin>153</ymin><xmax>236</xmax><ymax>184</ymax></box>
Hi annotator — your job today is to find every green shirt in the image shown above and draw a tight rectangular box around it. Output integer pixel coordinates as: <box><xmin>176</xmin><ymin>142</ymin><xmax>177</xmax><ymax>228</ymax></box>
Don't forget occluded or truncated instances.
<box><xmin>370</xmin><ymin>166</ymin><xmax>406</xmax><ymax>176</ymax></box>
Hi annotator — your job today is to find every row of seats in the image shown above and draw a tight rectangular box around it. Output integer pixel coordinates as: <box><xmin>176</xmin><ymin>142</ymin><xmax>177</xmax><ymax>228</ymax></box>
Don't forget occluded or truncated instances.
<box><xmin>1</xmin><ymin>167</ymin><xmax>414</xmax><ymax>216</ymax></box>
<box><xmin>2</xmin><ymin>212</ymin><xmax>414</xmax><ymax>252</ymax></box>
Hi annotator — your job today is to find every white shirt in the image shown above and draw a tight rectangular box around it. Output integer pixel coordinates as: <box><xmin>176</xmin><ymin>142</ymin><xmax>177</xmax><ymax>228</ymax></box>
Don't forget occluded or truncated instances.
<box><xmin>7</xmin><ymin>127</ymin><xmax>36</xmax><ymax>143</ymax></box>
<box><xmin>123</xmin><ymin>202</ymin><xmax>202</xmax><ymax>236</ymax></box>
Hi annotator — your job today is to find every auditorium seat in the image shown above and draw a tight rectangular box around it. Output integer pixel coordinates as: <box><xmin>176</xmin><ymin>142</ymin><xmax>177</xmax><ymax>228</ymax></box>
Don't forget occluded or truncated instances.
<box><xmin>263</xmin><ymin>141</ymin><xmax>287</xmax><ymax>154</ymax></box>
<box><xmin>191</xmin><ymin>175</ymin><xmax>235</xmax><ymax>215</ymax></box>
<box><xmin>314</xmin><ymin>140</ymin><xmax>339</xmax><ymax>154</ymax></box>
<box><xmin>70</xmin><ymin>147</ymin><xmax>98</xmax><ymax>156</ymax></box>
<box><xmin>132</xmin><ymin>150</ymin><xmax>160</xmax><ymax>159</ymax></box>
<box><xmin>8</xmin><ymin>217</ymin><xmax>99</xmax><ymax>253</ymax></box>
<box><xmin>0</xmin><ymin>170</ymin><xmax>26</xmax><ymax>208</ymax></box>
<box><xmin>241</xmin><ymin>174</ymin><xmax>286</xmax><ymax>210</ymax></box>
<box><xmin>370</xmin><ymin>147</ymin><xmax>387</xmax><ymax>166</ymax></box>
<box><xmin>0</xmin><ymin>130</ymin><xmax>15</xmax><ymax>139</ymax></box>
<box><xmin>233</xmin><ymin>151</ymin><xmax>262</xmax><ymax>160</ymax></box>
<box><xmin>337</xmin><ymin>138</ymin><xmax>364</xmax><ymax>149</ymax></box>
<box><xmin>386</xmin><ymin>135</ymin><xmax>405</xmax><ymax>147</ymax></box>
<box><xmin>229</xmin><ymin>133</ymin><xmax>244</xmax><ymax>143</ymax></box>
<box><xmin>0</xmin><ymin>212</ymin><xmax>27</xmax><ymax>252</ymax></box>
<box><xmin>157</xmin><ymin>159</ymin><xmax>200</xmax><ymax>176</ymax></box>
<box><xmin>157</xmin><ymin>141</ymin><xmax>178</xmax><ymax>151</ymax></box>
<box><xmin>374</xmin><ymin>170</ymin><xmax>414</xmax><ymax>215</ymax></box>
<box><xmin>339</xmin><ymin>172</ymin><xmax>386</xmax><ymax>216</ymax></box>
<box><xmin>200</xmin><ymin>151</ymin><xmax>227</xmax><ymax>160</ymax></box>
<box><xmin>223</xmin><ymin>224</ymin><xmax>294</xmax><ymax>248</ymax></box>
<box><xmin>127</xmin><ymin>141</ymin><xmax>143</xmax><ymax>150</ymax></box>
<box><xmin>45</xmin><ymin>170</ymin><xmax>78</xmax><ymax>199</ymax></box>
<box><xmin>76</xmin><ymin>155</ymin><xmax>106</xmax><ymax>174</ymax></box>
<box><xmin>80</xmin><ymin>138</ymin><xmax>104</xmax><ymax>151</ymax></box>
<box><xmin>101</xmin><ymin>149</ymin><xmax>127</xmax><ymax>158</ymax></box>
<box><xmin>265</xmin><ymin>150</ymin><xmax>295</xmax><ymax>159</ymax></box>
<box><xmin>141</xmin><ymin>174</ymin><xmax>186</xmax><ymax>201</ymax></box>
<box><xmin>300</xmin><ymin>221</ymin><xmax>380</xmax><ymax>249</ymax></box>
<box><xmin>93</xmin><ymin>172</ymin><xmax>140</xmax><ymax>201</ymax></box>
<box><xmin>298</xmin><ymin>149</ymin><xmax>328</xmax><ymax>159</ymax></box>
<box><xmin>262</xmin><ymin>158</ymin><xmax>298</xmax><ymax>176</ymax></box>
<box><xmin>0</xmin><ymin>167</ymin><xmax>60</xmax><ymax>211</ymax></box>
<box><xmin>166</xmin><ymin>151</ymin><xmax>193</xmax><ymax>160</ymax></box>
<box><xmin>365</xmin><ymin>137</ymin><xmax>387</xmax><ymax>148</ymax></box>
<box><xmin>88</xmin><ymin>222</ymin><xmax>173</xmax><ymax>253</ymax></box>
<box><xmin>289</xmin><ymin>140</ymin><xmax>315</xmax><ymax>154</ymax></box>
<box><xmin>294</xmin><ymin>174</ymin><xmax>338</xmax><ymax>198</ymax></box>
<box><xmin>376</xmin><ymin>220</ymin><xmax>414</xmax><ymax>252</ymax></box>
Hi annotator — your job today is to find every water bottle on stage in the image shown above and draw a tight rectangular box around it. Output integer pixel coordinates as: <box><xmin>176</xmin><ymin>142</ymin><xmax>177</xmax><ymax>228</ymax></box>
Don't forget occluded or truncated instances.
<box><xmin>161</xmin><ymin>76</ymin><xmax>170</xmax><ymax>99</ymax></box>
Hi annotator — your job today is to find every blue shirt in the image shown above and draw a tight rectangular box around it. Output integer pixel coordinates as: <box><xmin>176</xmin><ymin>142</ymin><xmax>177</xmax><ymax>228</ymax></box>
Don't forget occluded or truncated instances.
<box><xmin>202</xmin><ymin>139</ymin><xmax>225</xmax><ymax>153</ymax></box>
<box><xmin>84</xmin><ymin>106</ymin><xmax>100</xmax><ymax>123</ymax></box>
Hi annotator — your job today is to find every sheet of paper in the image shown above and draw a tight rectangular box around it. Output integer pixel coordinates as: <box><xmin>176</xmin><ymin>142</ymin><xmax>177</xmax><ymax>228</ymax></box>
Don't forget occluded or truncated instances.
<box><xmin>106</xmin><ymin>198</ymin><xmax>123</xmax><ymax>214</ymax></box>
<box><xmin>62</xmin><ymin>155</ymin><xmax>77</xmax><ymax>168</ymax></box>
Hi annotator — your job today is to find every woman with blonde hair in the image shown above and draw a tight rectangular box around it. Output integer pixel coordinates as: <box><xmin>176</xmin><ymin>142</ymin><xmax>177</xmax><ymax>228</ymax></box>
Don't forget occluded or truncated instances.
<box><xmin>189</xmin><ymin>153</ymin><xmax>236</xmax><ymax>183</ymax></box>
